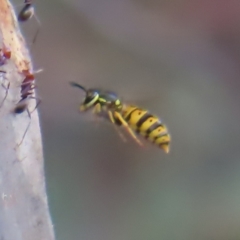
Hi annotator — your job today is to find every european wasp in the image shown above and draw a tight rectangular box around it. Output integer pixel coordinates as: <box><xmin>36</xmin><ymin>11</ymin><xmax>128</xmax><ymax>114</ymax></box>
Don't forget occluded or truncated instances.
<box><xmin>71</xmin><ymin>82</ymin><xmax>170</xmax><ymax>153</ymax></box>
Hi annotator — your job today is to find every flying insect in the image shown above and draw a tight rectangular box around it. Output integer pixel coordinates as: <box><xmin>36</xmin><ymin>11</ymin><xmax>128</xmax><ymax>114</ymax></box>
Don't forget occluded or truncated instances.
<box><xmin>70</xmin><ymin>82</ymin><xmax>170</xmax><ymax>153</ymax></box>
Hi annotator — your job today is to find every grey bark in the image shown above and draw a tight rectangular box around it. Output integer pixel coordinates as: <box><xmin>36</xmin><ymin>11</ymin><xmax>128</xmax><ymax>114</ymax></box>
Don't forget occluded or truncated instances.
<box><xmin>0</xmin><ymin>0</ymin><xmax>55</xmax><ymax>239</ymax></box>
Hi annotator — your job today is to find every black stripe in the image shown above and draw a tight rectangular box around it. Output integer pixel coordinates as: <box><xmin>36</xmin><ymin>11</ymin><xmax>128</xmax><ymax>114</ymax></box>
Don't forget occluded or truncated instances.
<box><xmin>154</xmin><ymin>134</ymin><xmax>170</xmax><ymax>143</ymax></box>
<box><xmin>136</xmin><ymin>113</ymin><xmax>153</xmax><ymax>129</ymax></box>
<box><xmin>125</xmin><ymin>108</ymin><xmax>138</xmax><ymax>122</ymax></box>
<box><xmin>146</xmin><ymin>122</ymin><xmax>162</xmax><ymax>136</ymax></box>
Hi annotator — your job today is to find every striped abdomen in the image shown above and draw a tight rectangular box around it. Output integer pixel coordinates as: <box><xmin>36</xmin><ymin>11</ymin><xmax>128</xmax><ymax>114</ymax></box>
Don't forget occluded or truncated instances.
<box><xmin>121</xmin><ymin>105</ymin><xmax>170</xmax><ymax>153</ymax></box>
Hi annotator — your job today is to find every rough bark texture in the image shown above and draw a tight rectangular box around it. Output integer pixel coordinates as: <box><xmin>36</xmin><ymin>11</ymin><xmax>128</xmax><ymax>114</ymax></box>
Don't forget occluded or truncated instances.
<box><xmin>0</xmin><ymin>0</ymin><xmax>55</xmax><ymax>239</ymax></box>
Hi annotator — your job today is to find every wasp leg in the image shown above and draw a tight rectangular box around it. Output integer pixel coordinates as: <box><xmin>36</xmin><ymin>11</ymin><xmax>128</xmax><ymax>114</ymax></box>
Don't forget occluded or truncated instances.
<box><xmin>107</xmin><ymin>110</ymin><xmax>115</xmax><ymax>123</ymax></box>
<box><xmin>107</xmin><ymin>110</ymin><xmax>127</xmax><ymax>143</ymax></box>
<box><xmin>17</xmin><ymin>108</ymin><xmax>31</xmax><ymax>146</ymax></box>
<box><xmin>92</xmin><ymin>103</ymin><xmax>101</xmax><ymax>114</ymax></box>
<box><xmin>91</xmin><ymin>103</ymin><xmax>102</xmax><ymax>127</ymax></box>
<box><xmin>113</xmin><ymin>111</ymin><xmax>143</xmax><ymax>147</ymax></box>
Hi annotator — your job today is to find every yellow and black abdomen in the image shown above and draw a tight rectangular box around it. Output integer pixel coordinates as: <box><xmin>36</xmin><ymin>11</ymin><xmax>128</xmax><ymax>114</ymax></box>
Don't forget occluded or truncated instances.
<box><xmin>122</xmin><ymin>105</ymin><xmax>170</xmax><ymax>153</ymax></box>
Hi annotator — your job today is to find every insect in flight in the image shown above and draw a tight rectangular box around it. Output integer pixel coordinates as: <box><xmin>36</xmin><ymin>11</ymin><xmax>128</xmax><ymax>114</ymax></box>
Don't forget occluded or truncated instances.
<box><xmin>18</xmin><ymin>0</ymin><xmax>41</xmax><ymax>45</ymax></box>
<box><xmin>70</xmin><ymin>82</ymin><xmax>170</xmax><ymax>153</ymax></box>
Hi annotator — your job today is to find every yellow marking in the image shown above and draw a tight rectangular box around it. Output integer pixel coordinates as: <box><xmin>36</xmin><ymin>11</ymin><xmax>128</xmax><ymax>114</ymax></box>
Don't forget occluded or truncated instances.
<box><xmin>148</xmin><ymin>125</ymin><xmax>167</xmax><ymax>141</ymax></box>
<box><xmin>159</xmin><ymin>144</ymin><xmax>170</xmax><ymax>154</ymax></box>
<box><xmin>127</xmin><ymin>109</ymin><xmax>148</xmax><ymax>128</ymax></box>
<box><xmin>122</xmin><ymin>105</ymin><xmax>138</xmax><ymax>119</ymax></box>
<box><xmin>115</xmin><ymin>99</ymin><xmax>121</xmax><ymax>105</ymax></box>
<box><xmin>154</xmin><ymin>134</ymin><xmax>171</xmax><ymax>153</ymax></box>
<box><xmin>85</xmin><ymin>94</ymin><xmax>99</xmax><ymax>108</ymax></box>
<box><xmin>154</xmin><ymin>134</ymin><xmax>170</xmax><ymax>144</ymax></box>
<box><xmin>98</xmin><ymin>98</ymin><xmax>107</xmax><ymax>103</ymax></box>
<box><xmin>114</xmin><ymin>111</ymin><xmax>143</xmax><ymax>147</ymax></box>
<box><xmin>139</xmin><ymin>117</ymin><xmax>159</xmax><ymax>134</ymax></box>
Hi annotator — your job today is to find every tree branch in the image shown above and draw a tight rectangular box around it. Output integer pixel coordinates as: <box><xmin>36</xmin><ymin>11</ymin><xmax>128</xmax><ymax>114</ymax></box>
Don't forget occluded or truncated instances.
<box><xmin>0</xmin><ymin>0</ymin><xmax>55</xmax><ymax>239</ymax></box>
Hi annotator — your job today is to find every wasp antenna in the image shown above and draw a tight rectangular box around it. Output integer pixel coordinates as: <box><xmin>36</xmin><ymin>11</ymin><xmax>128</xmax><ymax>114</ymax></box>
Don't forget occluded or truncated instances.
<box><xmin>69</xmin><ymin>82</ymin><xmax>87</xmax><ymax>92</ymax></box>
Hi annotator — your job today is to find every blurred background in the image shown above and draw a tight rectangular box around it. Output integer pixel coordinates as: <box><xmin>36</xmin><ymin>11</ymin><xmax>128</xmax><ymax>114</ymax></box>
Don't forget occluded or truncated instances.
<box><xmin>15</xmin><ymin>0</ymin><xmax>240</xmax><ymax>239</ymax></box>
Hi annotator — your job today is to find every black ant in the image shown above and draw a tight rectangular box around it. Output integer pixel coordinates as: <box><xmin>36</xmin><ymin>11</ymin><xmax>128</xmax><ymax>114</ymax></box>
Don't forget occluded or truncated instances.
<box><xmin>14</xmin><ymin>68</ymin><xmax>42</xmax><ymax>145</ymax></box>
<box><xmin>18</xmin><ymin>0</ymin><xmax>41</xmax><ymax>45</ymax></box>
<box><xmin>0</xmin><ymin>70</ymin><xmax>10</xmax><ymax>108</ymax></box>
<box><xmin>0</xmin><ymin>44</ymin><xmax>11</xmax><ymax>66</ymax></box>
<box><xmin>0</xmin><ymin>45</ymin><xmax>11</xmax><ymax>107</ymax></box>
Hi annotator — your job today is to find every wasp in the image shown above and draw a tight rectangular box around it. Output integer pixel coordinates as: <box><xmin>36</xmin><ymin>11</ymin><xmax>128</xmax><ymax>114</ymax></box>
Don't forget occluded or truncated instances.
<box><xmin>70</xmin><ymin>82</ymin><xmax>170</xmax><ymax>153</ymax></box>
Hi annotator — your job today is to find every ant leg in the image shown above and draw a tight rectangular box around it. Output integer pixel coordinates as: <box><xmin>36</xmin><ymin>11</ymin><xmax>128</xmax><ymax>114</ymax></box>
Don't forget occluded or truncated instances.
<box><xmin>32</xmin><ymin>14</ymin><xmax>41</xmax><ymax>44</ymax></box>
<box><xmin>31</xmin><ymin>98</ymin><xmax>41</xmax><ymax>113</ymax></box>
<box><xmin>17</xmin><ymin>108</ymin><xmax>31</xmax><ymax>146</ymax></box>
<box><xmin>20</xmin><ymin>68</ymin><xmax>43</xmax><ymax>81</ymax></box>
<box><xmin>0</xmin><ymin>81</ymin><xmax>10</xmax><ymax>108</ymax></box>
<box><xmin>0</xmin><ymin>71</ymin><xmax>9</xmax><ymax>108</ymax></box>
<box><xmin>15</xmin><ymin>98</ymin><xmax>41</xmax><ymax>146</ymax></box>
<box><xmin>113</xmin><ymin>111</ymin><xmax>143</xmax><ymax>147</ymax></box>
<box><xmin>30</xmin><ymin>14</ymin><xmax>41</xmax><ymax>50</ymax></box>
<box><xmin>28</xmin><ymin>96</ymin><xmax>41</xmax><ymax>113</ymax></box>
<box><xmin>107</xmin><ymin>111</ymin><xmax>127</xmax><ymax>143</ymax></box>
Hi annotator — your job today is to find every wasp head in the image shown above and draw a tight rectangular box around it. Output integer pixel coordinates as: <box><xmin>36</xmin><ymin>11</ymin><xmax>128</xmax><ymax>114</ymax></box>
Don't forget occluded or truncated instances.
<box><xmin>70</xmin><ymin>82</ymin><xmax>99</xmax><ymax>111</ymax></box>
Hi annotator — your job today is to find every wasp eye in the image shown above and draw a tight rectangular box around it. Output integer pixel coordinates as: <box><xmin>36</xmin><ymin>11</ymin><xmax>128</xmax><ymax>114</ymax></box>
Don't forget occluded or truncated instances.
<box><xmin>83</xmin><ymin>91</ymin><xmax>99</xmax><ymax>106</ymax></box>
<box><xmin>88</xmin><ymin>92</ymin><xmax>94</xmax><ymax>97</ymax></box>
<box><xmin>86</xmin><ymin>91</ymin><xmax>97</xmax><ymax>100</ymax></box>
<box><xmin>115</xmin><ymin>100</ymin><xmax>120</xmax><ymax>105</ymax></box>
